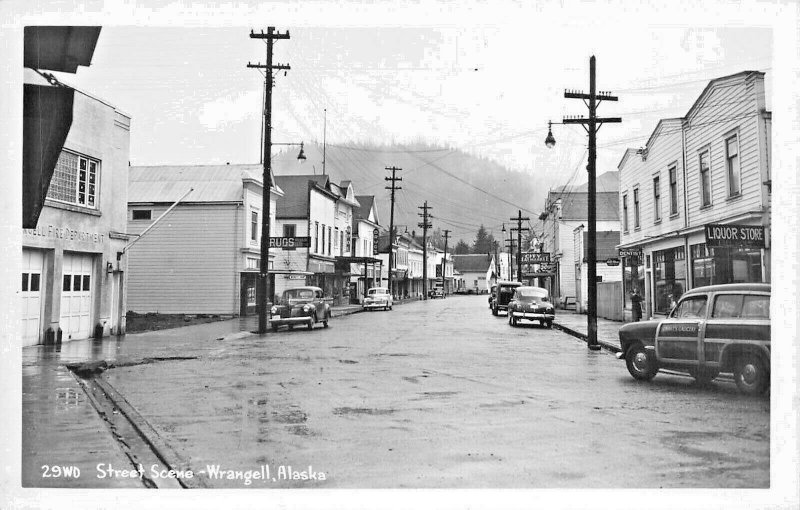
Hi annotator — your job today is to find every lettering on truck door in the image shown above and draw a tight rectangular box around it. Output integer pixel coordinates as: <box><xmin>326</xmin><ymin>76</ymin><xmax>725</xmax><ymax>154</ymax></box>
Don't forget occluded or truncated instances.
<box><xmin>655</xmin><ymin>294</ymin><xmax>708</xmax><ymax>367</ymax></box>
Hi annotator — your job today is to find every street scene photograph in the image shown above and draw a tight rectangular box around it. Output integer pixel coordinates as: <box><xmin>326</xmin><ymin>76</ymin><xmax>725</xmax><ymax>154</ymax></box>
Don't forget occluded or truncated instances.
<box><xmin>2</xmin><ymin>2</ymin><xmax>799</xmax><ymax>509</ymax></box>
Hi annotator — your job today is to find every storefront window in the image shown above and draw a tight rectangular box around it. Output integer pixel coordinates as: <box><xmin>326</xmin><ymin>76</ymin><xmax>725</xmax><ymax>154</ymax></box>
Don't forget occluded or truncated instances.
<box><xmin>653</xmin><ymin>246</ymin><xmax>686</xmax><ymax>315</ymax></box>
<box><xmin>623</xmin><ymin>256</ymin><xmax>645</xmax><ymax>310</ymax></box>
<box><xmin>691</xmin><ymin>243</ymin><xmax>762</xmax><ymax>287</ymax></box>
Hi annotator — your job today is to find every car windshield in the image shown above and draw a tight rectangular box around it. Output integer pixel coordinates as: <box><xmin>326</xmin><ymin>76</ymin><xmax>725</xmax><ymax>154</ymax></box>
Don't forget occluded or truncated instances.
<box><xmin>514</xmin><ymin>288</ymin><xmax>549</xmax><ymax>301</ymax></box>
<box><xmin>282</xmin><ymin>289</ymin><xmax>315</xmax><ymax>301</ymax></box>
<box><xmin>368</xmin><ymin>289</ymin><xmax>388</xmax><ymax>296</ymax></box>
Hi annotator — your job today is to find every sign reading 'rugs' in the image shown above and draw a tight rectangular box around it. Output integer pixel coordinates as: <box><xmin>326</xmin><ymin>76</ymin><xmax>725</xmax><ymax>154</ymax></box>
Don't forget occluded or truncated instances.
<box><xmin>269</xmin><ymin>237</ymin><xmax>311</xmax><ymax>250</ymax></box>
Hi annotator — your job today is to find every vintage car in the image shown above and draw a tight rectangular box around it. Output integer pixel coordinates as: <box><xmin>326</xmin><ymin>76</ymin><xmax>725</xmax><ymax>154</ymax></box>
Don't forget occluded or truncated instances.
<box><xmin>270</xmin><ymin>286</ymin><xmax>331</xmax><ymax>331</ymax></box>
<box><xmin>507</xmin><ymin>286</ymin><xmax>555</xmax><ymax>327</ymax></box>
<box><xmin>488</xmin><ymin>284</ymin><xmax>497</xmax><ymax>308</ymax></box>
<box><xmin>363</xmin><ymin>287</ymin><xmax>393</xmax><ymax>311</ymax></box>
<box><xmin>429</xmin><ymin>287</ymin><xmax>445</xmax><ymax>299</ymax></box>
<box><xmin>616</xmin><ymin>283</ymin><xmax>770</xmax><ymax>395</ymax></box>
<box><xmin>491</xmin><ymin>280</ymin><xmax>522</xmax><ymax>316</ymax></box>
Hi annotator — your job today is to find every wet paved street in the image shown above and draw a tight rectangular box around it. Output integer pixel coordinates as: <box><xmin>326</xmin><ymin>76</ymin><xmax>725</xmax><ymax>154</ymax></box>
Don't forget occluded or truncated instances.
<box><xmin>23</xmin><ymin>296</ymin><xmax>769</xmax><ymax>488</ymax></box>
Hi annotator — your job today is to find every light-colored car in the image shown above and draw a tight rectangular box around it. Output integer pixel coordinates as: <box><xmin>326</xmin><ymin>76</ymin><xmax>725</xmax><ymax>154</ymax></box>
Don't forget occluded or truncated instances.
<box><xmin>363</xmin><ymin>287</ymin><xmax>393</xmax><ymax>311</ymax></box>
<box><xmin>507</xmin><ymin>286</ymin><xmax>555</xmax><ymax>327</ymax></box>
<box><xmin>616</xmin><ymin>283</ymin><xmax>770</xmax><ymax>395</ymax></box>
<box><xmin>270</xmin><ymin>286</ymin><xmax>330</xmax><ymax>331</ymax></box>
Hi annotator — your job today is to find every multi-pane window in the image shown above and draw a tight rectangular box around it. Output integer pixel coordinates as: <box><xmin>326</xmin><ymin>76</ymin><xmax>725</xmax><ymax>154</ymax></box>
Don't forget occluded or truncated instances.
<box><xmin>668</xmin><ymin>165</ymin><xmax>678</xmax><ymax>216</ymax></box>
<box><xmin>328</xmin><ymin>226</ymin><xmax>332</xmax><ymax>255</ymax></box>
<box><xmin>283</xmin><ymin>224</ymin><xmax>296</xmax><ymax>238</ymax></box>
<box><xmin>334</xmin><ymin>227</ymin><xmax>340</xmax><ymax>251</ymax></box>
<box><xmin>47</xmin><ymin>150</ymin><xmax>99</xmax><ymax>208</ymax></box>
<box><xmin>250</xmin><ymin>211</ymin><xmax>258</xmax><ymax>242</ymax></box>
<box><xmin>315</xmin><ymin>222</ymin><xmax>319</xmax><ymax>253</ymax></box>
<box><xmin>699</xmin><ymin>149</ymin><xmax>711</xmax><ymax>207</ymax></box>
<box><xmin>653</xmin><ymin>176</ymin><xmax>661</xmax><ymax>222</ymax></box>
<box><xmin>725</xmin><ymin>134</ymin><xmax>740</xmax><ymax>197</ymax></box>
<box><xmin>633</xmin><ymin>188</ymin><xmax>640</xmax><ymax>228</ymax></box>
<box><xmin>622</xmin><ymin>195</ymin><xmax>629</xmax><ymax>232</ymax></box>
<box><xmin>321</xmin><ymin>224</ymin><xmax>326</xmax><ymax>255</ymax></box>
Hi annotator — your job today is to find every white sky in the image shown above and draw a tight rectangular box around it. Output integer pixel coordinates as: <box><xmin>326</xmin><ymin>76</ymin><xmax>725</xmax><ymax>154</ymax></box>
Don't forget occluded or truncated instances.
<box><xmin>9</xmin><ymin>4</ymin><xmax>777</xmax><ymax>191</ymax></box>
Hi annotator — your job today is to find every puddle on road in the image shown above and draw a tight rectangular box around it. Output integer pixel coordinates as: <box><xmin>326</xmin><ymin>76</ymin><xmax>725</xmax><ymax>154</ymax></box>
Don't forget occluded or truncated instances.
<box><xmin>338</xmin><ymin>359</ymin><xmax>358</xmax><ymax>364</ymax></box>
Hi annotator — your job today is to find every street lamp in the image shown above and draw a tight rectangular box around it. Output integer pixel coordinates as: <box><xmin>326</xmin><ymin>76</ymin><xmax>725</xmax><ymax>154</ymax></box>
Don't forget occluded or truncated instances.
<box><xmin>545</xmin><ymin>121</ymin><xmax>556</xmax><ymax>149</ymax></box>
<box><xmin>273</xmin><ymin>141</ymin><xmax>307</xmax><ymax>161</ymax></box>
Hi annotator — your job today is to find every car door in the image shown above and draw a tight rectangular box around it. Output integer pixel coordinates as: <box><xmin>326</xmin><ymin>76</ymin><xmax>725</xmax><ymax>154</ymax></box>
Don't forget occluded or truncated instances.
<box><xmin>655</xmin><ymin>293</ymin><xmax>709</xmax><ymax>368</ymax></box>
<box><xmin>704</xmin><ymin>292</ymin><xmax>770</xmax><ymax>370</ymax></box>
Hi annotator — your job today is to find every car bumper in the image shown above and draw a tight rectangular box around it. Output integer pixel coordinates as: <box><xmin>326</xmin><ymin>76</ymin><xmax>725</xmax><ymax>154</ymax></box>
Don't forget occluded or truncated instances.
<box><xmin>511</xmin><ymin>311</ymin><xmax>555</xmax><ymax>320</ymax></box>
<box><xmin>363</xmin><ymin>302</ymin><xmax>390</xmax><ymax>309</ymax></box>
<box><xmin>270</xmin><ymin>316</ymin><xmax>312</xmax><ymax>326</ymax></box>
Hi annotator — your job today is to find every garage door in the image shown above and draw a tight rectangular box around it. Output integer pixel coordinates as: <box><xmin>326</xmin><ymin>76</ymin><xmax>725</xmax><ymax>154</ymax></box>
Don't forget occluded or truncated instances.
<box><xmin>60</xmin><ymin>252</ymin><xmax>94</xmax><ymax>340</ymax></box>
<box><xmin>21</xmin><ymin>249</ymin><xmax>44</xmax><ymax>346</ymax></box>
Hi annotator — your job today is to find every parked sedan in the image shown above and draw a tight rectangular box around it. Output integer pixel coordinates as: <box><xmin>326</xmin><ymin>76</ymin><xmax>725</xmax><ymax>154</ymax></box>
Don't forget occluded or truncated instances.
<box><xmin>616</xmin><ymin>283</ymin><xmax>770</xmax><ymax>395</ymax></box>
<box><xmin>270</xmin><ymin>286</ymin><xmax>331</xmax><ymax>331</ymax></box>
<box><xmin>507</xmin><ymin>286</ymin><xmax>555</xmax><ymax>328</ymax></box>
<box><xmin>363</xmin><ymin>287</ymin><xmax>393</xmax><ymax>311</ymax></box>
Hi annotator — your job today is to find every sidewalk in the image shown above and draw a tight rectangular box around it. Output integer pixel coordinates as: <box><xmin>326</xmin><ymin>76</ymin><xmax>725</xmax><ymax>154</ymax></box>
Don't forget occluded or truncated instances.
<box><xmin>552</xmin><ymin>309</ymin><xmax>623</xmax><ymax>353</ymax></box>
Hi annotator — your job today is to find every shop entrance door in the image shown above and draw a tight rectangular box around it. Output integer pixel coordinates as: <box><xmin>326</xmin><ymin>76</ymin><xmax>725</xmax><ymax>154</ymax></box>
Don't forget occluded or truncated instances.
<box><xmin>60</xmin><ymin>253</ymin><xmax>94</xmax><ymax>340</ymax></box>
<box><xmin>21</xmin><ymin>249</ymin><xmax>44</xmax><ymax>346</ymax></box>
<box><xmin>240</xmin><ymin>272</ymin><xmax>258</xmax><ymax>316</ymax></box>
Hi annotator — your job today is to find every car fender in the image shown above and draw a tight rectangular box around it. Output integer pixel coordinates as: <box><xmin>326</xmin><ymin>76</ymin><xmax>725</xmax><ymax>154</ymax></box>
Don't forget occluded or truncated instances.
<box><xmin>618</xmin><ymin>320</ymin><xmax>659</xmax><ymax>356</ymax></box>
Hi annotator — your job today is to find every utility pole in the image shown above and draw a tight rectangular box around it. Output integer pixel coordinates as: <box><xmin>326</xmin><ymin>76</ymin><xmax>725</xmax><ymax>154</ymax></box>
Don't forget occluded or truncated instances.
<box><xmin>562</xmin><ymin>55</ymin><xmax>621</xmax><ymax>350</ymax></box>
<box><xmin>442</xmin><ymin>229</ymin><xmax>450</xmax><ymax>296</ymax></box>
<box><xmin>510</xmin><ymin>210</ymin><xmax>530</xmax><ymax>285</ymax></box>
<box><xmin>493</xmin><ymin>240</ymin><xmax>500</xmax><ymax>282</ymax></box>
<box><xmin>385</xmin><ymin>166</ymin><xmax>402</xmax><ymax>298</ymax></box>
<box><xmin>248</xmin><ymin>27</ymin><xmax>290</xmax><ymax>335</ymax></box>
<box><xmin>418</xmin><ymin>201</ymin><xmax>432</xmax><ymax>300</ymax></box>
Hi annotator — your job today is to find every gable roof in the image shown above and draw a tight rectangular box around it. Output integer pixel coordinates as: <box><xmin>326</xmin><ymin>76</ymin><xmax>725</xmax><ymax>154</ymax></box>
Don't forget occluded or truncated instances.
<box><xmin>129</xmin><ymin>164</ymin><xmax>283</xmax><ymax>203</ymax></box>
<box><xmin>546</xmin><ymin>191</ymin><xmax>619</xmax><ymax>221</ymax></box>
<box><xmin>274</xmin><ymin>174</ymin><xmax>333</xmax><ymax>218</ymax></box>
<box><xmin>452</xmin><ymin>254</ymin><xmax>492</xmax><ymax>273</ymax></box>
<box><xmin>354</xmin><ymin>195</ymin><xmax>379</xmax><ymax>225</ymax></box>
<box><xmin>582</xmin><ymin>230</ymin><xmax>621</xmax><ymax>260</ymax></box>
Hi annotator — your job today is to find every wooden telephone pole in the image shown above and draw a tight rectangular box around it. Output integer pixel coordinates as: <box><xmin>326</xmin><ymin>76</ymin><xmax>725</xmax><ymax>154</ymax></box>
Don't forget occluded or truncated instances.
<box><xmin>418</xmin><ymin>201</ymin><xmax>432</xmax><ymax>299</ymax></box>
<box><xmin>385</xmin><ymin>166</ymin><xmax>402</xmax><ymax>297</ymax></box>
<box><xmin>248</xmin><ymin>27</ymin><xmax>290</xmax><ymax>335</ymax></box>
<box><xmin>562</xmin><ymin>56</ymin><xmax>621</xmax><ymax>350</ymax></box>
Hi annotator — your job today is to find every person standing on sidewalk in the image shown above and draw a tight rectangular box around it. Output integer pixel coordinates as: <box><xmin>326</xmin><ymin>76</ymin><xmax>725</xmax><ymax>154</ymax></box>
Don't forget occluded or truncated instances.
<box><xmin>630</xmin><ymin>288</ymin><xmax>643</xmax><ymax>322</ymax></box>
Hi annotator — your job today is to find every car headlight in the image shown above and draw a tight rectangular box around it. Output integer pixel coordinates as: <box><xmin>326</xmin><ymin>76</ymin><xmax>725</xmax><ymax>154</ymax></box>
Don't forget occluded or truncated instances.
<box><xmin>270</xmin><ymin>306</ymin><xmax>277</xmax><ymax>314</ymax></box>
<box><xmin>303</xmin><ymin>304</ymin><xmax>312</xmax><ymax>312</ymax></box>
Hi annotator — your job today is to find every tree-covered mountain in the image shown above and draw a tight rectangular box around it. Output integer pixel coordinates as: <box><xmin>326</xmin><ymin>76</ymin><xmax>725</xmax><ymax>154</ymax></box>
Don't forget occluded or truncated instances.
<box><xmin>272</xmin><ymin>141</ymin><xmax>555</xmax><ymax>246</ymax></box>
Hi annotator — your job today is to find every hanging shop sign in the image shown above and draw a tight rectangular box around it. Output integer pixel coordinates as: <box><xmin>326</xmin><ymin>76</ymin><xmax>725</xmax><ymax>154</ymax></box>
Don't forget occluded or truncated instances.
<box><xmin>520</xmin><ymin>252</ymin><xmax>550</xmax><ymax>263</ymax></box>
<box><xmin>704</xmin><ymin>224</ymin><xmax>765</xmax><ymax>248</ymax></box>
<box><xmin>269</xmin><ymin>237</ymin><xmax>311</xmax><ymax>250</ymax></box>
<box><xmin>373</xmin><ymin>229</ymin><xmax>379</xmax><ymax>255</ymax></box>
<box><xmin>606</xmin><ymin>258</ymin><xmax>621</xmax><ymax>266</ymax></box>
<box><xmin>618</xmin><ymin>248</ymin><xmax>642</xmax><ymax>258</ymax></box>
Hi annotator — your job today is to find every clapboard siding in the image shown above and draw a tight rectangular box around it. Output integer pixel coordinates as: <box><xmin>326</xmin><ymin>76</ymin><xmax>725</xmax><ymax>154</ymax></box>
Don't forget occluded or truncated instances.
<box><xmin>126</xmin><ymin>204</ymin><xmax>239</xmax><ymax>314</ymax></box>
<box><xmin>685</xmin><ymin>75</ymin><xmax>765</xmax><ymax>224</ymax></box>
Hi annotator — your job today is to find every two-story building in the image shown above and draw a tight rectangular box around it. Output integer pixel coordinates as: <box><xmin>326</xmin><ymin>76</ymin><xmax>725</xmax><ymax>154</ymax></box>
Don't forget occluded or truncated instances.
<box><xmin>538</xmin><ymin>187</ymin><xmax>619</xmax><ymax>305</ymax></box>
<box><xmin>19</xmin><ymin>68</ymin><xmax>131</xmax><ymax>346</ymax></box>
<box><xmin>126</xmin><ymin>164</ymin><xmax>284</xmax><ymax>316</ymax></box>
<box><xmin>273</xmin><ymin>174</ymin><xmax>360</xmax><ymax>305</ymax></box>
<box><xmin>617</xmin><ymin>70</ymin><xmax>771</xmax><ymax>320</ymax></box>
<box><xmin>348</xmin><ymin>195</ymin><xmax>383</xmax><ymax>302</ymax></box>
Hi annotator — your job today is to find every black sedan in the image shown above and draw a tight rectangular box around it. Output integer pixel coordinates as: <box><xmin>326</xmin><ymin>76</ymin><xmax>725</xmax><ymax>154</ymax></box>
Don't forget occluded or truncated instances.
<box><xmin>270</xmin><ymin>286</ymin><xmax>331</xmax><ymax>331</ymax></box>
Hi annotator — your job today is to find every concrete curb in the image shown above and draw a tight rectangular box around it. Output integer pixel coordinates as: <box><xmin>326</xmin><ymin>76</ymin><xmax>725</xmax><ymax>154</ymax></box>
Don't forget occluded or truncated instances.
<box><xmin>552</xmin><ymin>322</ymin><xmax>621</xmax><ymax>354</ymax></box>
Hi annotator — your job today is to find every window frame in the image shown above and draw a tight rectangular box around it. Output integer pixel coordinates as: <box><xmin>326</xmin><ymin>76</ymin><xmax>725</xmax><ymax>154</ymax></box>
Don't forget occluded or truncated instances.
<box><xmin>653</xmin><ymin>174</ymin><xmax>661</xmax><ymax>223</ymax></box>
<box><xmin>622</xmin><ymin>194</ymin><xmax>629</xmax><ymax>232</ymax></box>
<box><xmin>633</xmin><ymin>187</ymin><xmax>640</xmax><ymax>229</ymax></box>
<box><xmin>724</xmin><ymin>131</ymin><xmax>741</xmax><ymax>198</ymax></box>
<box><xmin>698</xmin><ymin>147</ymin><xmax>712</xmax><ymax>208</ymax></box>
<box><xmin>668</xmin><ymin>163</ymin><xmax>678</xmax><ymax>217</ymax></box>
<box><xmin>47</xmin><ymin>149</ymin><xmax>101</xmax><ymax>210</ymax></box>
<box><xmin>132</xmin><ymin>209</ymin><xmax>152</xmax><ymax>221</ymax></box>
<box><xmin>250</xmin><ymin>210</ymin><xmax>259</xmax><ymax>243</ymax></box>
<box><xmin>283</xmin><ymin>223</ymin><xmax>296</xmax><ymax>238</ymax></box>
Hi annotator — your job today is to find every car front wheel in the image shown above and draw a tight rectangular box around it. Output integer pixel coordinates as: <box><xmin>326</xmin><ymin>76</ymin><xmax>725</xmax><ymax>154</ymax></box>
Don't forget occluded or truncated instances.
<box><xmin>308</xmin><ymin>315</ymin><xmax>315</xmax><ymax>330</ymax></box>
<box><xmin>733</xmin><ymin>354</ymin><xmax>769</xmax><ymax>395</ymax></box>
<box><xmin>625</xmin><ymin>343</ymin><xmax>657</xmax><ymax>381</ymax></box>
<box><xmin>323</xmin><ymin>312</ymin><xmax>330</xmax><ymax>328</ymax></box>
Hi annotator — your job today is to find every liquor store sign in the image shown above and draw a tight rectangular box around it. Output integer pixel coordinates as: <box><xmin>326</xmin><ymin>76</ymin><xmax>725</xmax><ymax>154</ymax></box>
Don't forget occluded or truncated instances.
<box><xmin>704</xmin><ymin>224</ymin><xmax>765</xmax><ymax>248</ymax></box>
<box><xmin>269</xmin><ymin>237</ymin><xmax>311</xmax><ymax>250</ymax></box>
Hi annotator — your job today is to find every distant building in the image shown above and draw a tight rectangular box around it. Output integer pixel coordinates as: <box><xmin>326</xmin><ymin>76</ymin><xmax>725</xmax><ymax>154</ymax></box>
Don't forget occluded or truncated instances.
<box><xmin>126</xmin><ymin>164</ymin><xmax>284</xmax><ymax>316</ymax></box>
<box><xmin>573</xmin><ymin>228</ymin><xmax>622</xmax><ymax>317</ymax></box>
<box><xmin>349</xmin><ymin>195</ymin><xmax>383</xmax><ymax>302</ymax></box>
<box><xmin>617</xmin><ymin>71</ymin><xmax>771</xmax><ymax>320</ymax></box>
<box><xmin>538</xmin><ymin>188</ymin><xmax>620</xmax><ymax>305</ymax></box>
<box><xmin>452</xmin><ymin>254</ymin><xmax>493</xmax><ymax>293</ymax></box>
